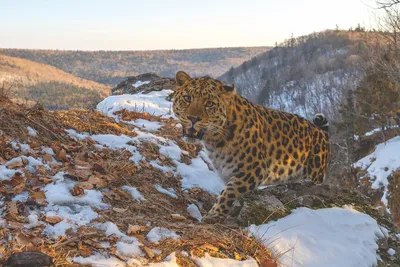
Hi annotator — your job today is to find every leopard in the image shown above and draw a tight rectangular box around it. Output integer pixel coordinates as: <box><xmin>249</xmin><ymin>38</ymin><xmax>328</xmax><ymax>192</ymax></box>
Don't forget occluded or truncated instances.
<box><xmin>173</xmin><ymin>71</ymin><xmax>330</xmax><ymax>223</ymax></box>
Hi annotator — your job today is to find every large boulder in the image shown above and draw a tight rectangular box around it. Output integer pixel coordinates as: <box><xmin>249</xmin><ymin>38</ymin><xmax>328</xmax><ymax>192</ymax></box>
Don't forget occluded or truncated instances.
<box><xmin>111</xmin><ymin>73</ymin><xmax>175</xmax><ymax>95</ymax></box>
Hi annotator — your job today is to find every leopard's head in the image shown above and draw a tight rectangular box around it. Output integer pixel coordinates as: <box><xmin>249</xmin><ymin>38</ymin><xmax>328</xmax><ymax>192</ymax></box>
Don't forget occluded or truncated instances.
<box><xmin>173</xmin><ymin>71</ymin><xmax>235</xmax><ymax>144</ymax></box>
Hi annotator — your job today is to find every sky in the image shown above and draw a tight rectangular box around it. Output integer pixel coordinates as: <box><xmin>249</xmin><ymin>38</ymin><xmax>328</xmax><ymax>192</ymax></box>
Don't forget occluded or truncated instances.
<box><xmin>0</xmin><ymin>0</ymin><xmax>378</xmax><ymax>51</ymax></box>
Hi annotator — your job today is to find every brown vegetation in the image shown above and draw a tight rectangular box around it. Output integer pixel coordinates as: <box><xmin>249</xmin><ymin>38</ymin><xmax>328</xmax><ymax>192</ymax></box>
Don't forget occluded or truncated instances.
<box><xmin>0</xmin><ymin>55</ymin><xmax>110</xmax><ymax>109</ymax></box>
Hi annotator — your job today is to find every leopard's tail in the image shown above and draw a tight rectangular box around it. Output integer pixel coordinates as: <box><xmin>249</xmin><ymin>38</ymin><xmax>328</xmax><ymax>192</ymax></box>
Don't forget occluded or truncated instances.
<box><xmin>313</xmin><ymin>113</ymin><xmax>329</xmax><ymax>133</ymax></box>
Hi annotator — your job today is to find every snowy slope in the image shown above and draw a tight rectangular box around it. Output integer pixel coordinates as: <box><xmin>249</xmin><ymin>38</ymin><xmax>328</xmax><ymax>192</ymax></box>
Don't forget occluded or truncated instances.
<box><xmin>355</xmin><ymin>136</ymin><xmax>400</xmax><ymax>206</ymax></box>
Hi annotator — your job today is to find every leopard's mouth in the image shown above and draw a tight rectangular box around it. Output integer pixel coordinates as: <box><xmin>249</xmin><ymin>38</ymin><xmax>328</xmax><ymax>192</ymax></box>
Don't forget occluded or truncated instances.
<box><xmin>182</xmin><ymin>127</ymin><xmax>206</xmax><ymax>140</ymax></box>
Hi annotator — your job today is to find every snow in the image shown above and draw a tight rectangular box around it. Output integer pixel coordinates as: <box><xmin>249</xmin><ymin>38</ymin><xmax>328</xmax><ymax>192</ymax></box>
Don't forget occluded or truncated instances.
<box><xmin>187</xmin><ymin>204</ymin><xmax>202</xmax><ymax>222</ymax></box>
<box><xmin>0</xmin><ymin>165</ymin><xmax>18</xmax><ymax>181</ymax></box>
<box><xmin>364</xmin><ymin>126</ymin><xmax>398</xmax><ymax>137</ymax></box>
<box><xmin>147</xmin><ymin>227</ymin><xmax>180</xmax><ymax>243</ymax></box>
<box><xmin>133</xmin><ymin>80</ymin><xmax>150</xmax><ymax>88</ymax></box>
<box><xmin>195</xmin><ymin>254</ymin><xmax>258</xmax><ymax>267</ymax></box>
<box><xmin>43</xmin><ymin>205</ymin><xmax>98</xmax><ymax>238</ymax></box>
<box><xmin>116</xmin><ymin>240</ymin><xmax>143</xmax><ymax>257</ymax></box>
<box><xmin>178</xmin><ymin>152</ymin><xmax>224</xmax><ymax>195</ymax></box>
<box><xmin>96</xmin><ymin>221</ymin><xmax>140</xmax><ymax>242</ymax></box>
<box><xmin>248</xmin><ymin>207</ymin><xmax>386</xmax><ymax>267</ymax></box>
<box><xmin>44</xmin><ymin>179</ymin><xmax>107</xmax><ymax>209</ymax></box>
<box><xmin>42</xmin><ymin>173</ymin><xmax>106</xmax><ymax>238</ymax></box>
<box><xmin>25</xmin><ymin>212</ymin><xmax>41</xmax><ymax>229</ymax></box>
<box><xmin>149</xmin><ymin>252</ymin><xmax>258</xmax><ymax>267</ymax></box>
<box><xmin>388</xmin><ymin>248</ymin><xmax>396</xmax><ymax>256</ymax></box>
<box><xmin>6</xmin><ymin>155</ymin><xmax>48</xmax><ymax>174</ymax></box>
<box><xmin>133</xmin><ymin>118</ymin><xmax>162</xmax><ymax>131</ymax></box>
<box><xmin>121</xmin><ymin>185</ymin><xmax>145</xmax><ymax>202</ymax></box>
<box><xmin>73</xmin><ymin>253</ymin><xmax>126</xmax><ymax>266</ymax></box>
<box><xmin>42</xmin><ymin>146</ymin><xmax>55</xmax><ymax>155</ymax></box>
<box><xmin>12</xmin><ymin>191</ymin><xmax>29</xmax><ymax>202</ymax></box>
<box><xmin>155</xmin><ymin>184</ymin><xmax>178</xmax><ymax>199</ymax></box>
<box><xmin>96</xmin><ymin>90</ymin><xmax>174</xmax><ymax>119</ymax></box>
<box><xmin>355</xmin><ymin>136</ymin><xmax>400</xmax><ymax>206</ymax></box>
<box><xmin>10</xmin><ymin>141</ymin><xmax>30</xmax><ymax>153</ymax></box>
<box><xmin>27</xmin><ymin>126</ymin><xmax>37</xmax><ymax>136</ymax></box>
<box><xmin>150</xmin><ymin>252</ymin><xmax>178</xmax><ymax>266</ymax></box>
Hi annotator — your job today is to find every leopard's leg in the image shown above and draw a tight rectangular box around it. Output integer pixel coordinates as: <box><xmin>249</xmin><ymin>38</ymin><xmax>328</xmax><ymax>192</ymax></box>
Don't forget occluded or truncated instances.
<box><xmin>203</xmin><ymin>166</ymin><xmax>267</xmax><ymax>223</ymax></box>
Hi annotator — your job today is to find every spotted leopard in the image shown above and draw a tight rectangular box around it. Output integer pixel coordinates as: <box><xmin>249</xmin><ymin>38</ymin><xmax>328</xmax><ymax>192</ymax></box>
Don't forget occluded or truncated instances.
<box><xmin>173</xmin><ymin>71</ymin><xmax>330</xmax><ymax>223</ymax></box>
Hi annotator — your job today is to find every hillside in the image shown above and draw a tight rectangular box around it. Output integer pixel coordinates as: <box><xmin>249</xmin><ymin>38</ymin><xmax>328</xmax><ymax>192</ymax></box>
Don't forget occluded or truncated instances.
<box><xmin>1</xmin><ymin>82</ymin><xmax>399</xmax><ymax>266</ymax></box>
<box><xmin>0</xmin><ymin>55</ymin><xmax>110</xmax><ymax>109</ymax></box>
<box><xmin>219</xmin><ymin>30</ymin><xmax>371</xmax><ymax>121</ymax></box>
<box><xmin>0</xmin><ymin>47</ymin><xmax>270</xmax><ymax>86</ymax></box>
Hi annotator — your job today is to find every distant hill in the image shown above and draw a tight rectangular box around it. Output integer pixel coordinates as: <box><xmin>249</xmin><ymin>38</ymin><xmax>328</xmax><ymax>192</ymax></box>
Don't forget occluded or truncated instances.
<box><xmin>0</xmin><ymin>55</ymin><xmax>110</xmax><ymax>109</ymax></box>
<box><xmin>219</xmin><ymin>30</ymin><xmax>371</xmax><ymax>121</ymax></box>
<box><xmin>0</xmin><ymin>47</ymin><xmax>270</xmax><ymax>86</ymax></box>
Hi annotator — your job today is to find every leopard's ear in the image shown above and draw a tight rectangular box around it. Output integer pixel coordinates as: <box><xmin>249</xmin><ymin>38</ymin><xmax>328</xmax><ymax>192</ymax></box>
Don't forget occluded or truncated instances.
<box><xmin>176</xmin><ymin>71</ymin><xmax>191</xmax><ymax>87</ymax></box>
<box><xmin>222</xmin><ymin>84</ymin><xmax>235</xmax><ymax>93</ymax></box>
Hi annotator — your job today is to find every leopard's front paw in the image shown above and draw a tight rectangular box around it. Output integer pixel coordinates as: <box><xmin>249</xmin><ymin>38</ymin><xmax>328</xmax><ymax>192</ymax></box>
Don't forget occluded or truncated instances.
<box><xmin>202</xmin><ymin>210</ymin><xmax>225</xmax><ymax>224</ymax></box>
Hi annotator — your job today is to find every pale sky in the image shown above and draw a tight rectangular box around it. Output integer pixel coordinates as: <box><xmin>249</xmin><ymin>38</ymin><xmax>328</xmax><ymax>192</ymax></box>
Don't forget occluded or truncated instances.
<box><xmin>0</xmin><ymin>0</ymin><xmax>377</xmax><ymax>50</ymax></box>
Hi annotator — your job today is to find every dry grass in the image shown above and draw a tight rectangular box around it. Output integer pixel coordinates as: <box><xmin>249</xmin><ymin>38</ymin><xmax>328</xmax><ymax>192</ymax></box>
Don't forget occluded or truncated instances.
<box><xmin>54</xmin><ymin>109</ymin><xmax>137</xmax><ymax>137</ymax></box>
<box><xmin>0</xmin><ymin>55</ymin><xmax>110</xmax><ymax>97</ymax></box>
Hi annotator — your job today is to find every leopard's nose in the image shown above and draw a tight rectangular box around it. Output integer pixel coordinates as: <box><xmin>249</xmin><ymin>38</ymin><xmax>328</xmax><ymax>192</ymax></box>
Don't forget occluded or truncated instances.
<box><xmin>188</xmin><ymin>116</ymin><xmax>201</xmax><ymax>126</ymax></box>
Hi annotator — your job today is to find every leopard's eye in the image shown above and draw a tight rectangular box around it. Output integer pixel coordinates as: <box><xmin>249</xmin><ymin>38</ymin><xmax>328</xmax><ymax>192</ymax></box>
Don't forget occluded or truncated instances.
<box><xmin>205</xmin><ymin>101</ymin><xmax>214</xmax><ymax>108</ymax></box>
<box><xmin>183</xmin><ymin>95</ymin><xmax>191</xmax><ymax>103</ymax></box>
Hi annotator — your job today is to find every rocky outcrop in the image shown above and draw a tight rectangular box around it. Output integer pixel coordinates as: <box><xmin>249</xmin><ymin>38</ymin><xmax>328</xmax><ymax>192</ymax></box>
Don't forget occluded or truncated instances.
<box><xmin>111</xmin><ymin>73</ymin><xmax>175</xmax><ymax>95</ymax></box>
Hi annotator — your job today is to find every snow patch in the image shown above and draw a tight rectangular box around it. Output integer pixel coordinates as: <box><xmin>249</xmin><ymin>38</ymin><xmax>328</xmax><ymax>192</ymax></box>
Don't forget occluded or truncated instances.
<box><xmin>27</xmin><ymin>126</ymin><xmax>37</xmax><ymax>136</ymax></box>
<box><xmin>248</xmin><ymin>207</ymin><xmax>386</xmax><ymax>267</ymax></box>
<box><xmin>43</xmin><ymin>205</ymin><xmax>98</xmax><ymax>238</ymax></box>
<box><xmin>121</xmin><ymin>185</ymin><xmax>145</xmax><ymax>202</ymax></box>
<box><xmin>133</xmin><ymin>119</ymin><xmax>162</xmax><ymax>131</ymax></box>
<box><xmin>147</xmin><ymin>227</ymin><xmax>180</xmax><ymax>243</ymax></box>
<box><xmin>73</xmin><ymin>253</ymin><xmax>126</xmax><ymax>266</ymax></box>
<box><xmin>116</xmin><ymin>240</ymin><xmax>143</xmax><ymax>257</ymax></box>
<box><xmin>388</xmin><ymin>248</ymin><xmax>396</xmax><ymax>256</ymax></box>
<box><xmin>44</xmin><ymin>179</ymin><xmax>107</xmax><ymax>209</ymax></box>
<box><xmin>195</xmin><ymin>254</ymin><xmax>258</xmax><ymax>267</ymax></box>
<box><xmin>150</xmin><ymin>252</ymin><xmax>178</xmax><ymax>266</ymax></box>
<box><xmin>355</xmin><ymin>136</ymin><xmax>400</xmax><ymax>206</ymax></box>
<box><xmin>97</xmin><ymin>90</ymin><xmax>174</xmax><ymax>119</ymax></box>
<box><xmin>0</xmin><ymin>165</ymin><xmax>19</xmax><ymax>181</ymax></box>
<box><xmin>10</xmin><ymin>141</ymin><xmax>30</xmax><ymax>153</ymax></box>
<box><xmin>178</xmin><ymin>154</ymin><xmax>224</xmax><ymax>195</ymax></box>
<box><xmin>155</xmin><ymin>185</ymin><xmax>178</xmax><ymax>199</ymax></box>
<box><xmin>187</xmin><ymin>204</ymin><xmax>202</xmax><ymax>222</ymax></box>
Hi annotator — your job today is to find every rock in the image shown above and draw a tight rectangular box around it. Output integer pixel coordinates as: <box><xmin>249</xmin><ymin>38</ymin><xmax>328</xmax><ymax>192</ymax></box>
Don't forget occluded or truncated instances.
<box><xmin>4</xmin><ymin>252</ymin><xmax>53</xmax><ymax>267</ymax></box>
<box><xmin>231</xmin><ymin>183</ymin><xmax>392</xmax><ymax>227</ymax></box>
<box><xmin>232</xmin><ymin>193</ymin><xmax>285</xmax><ymax>225</ymax></box>
<box><xmin>111</xmin><ymin>73</ymin><xmax>176</xmax><ymax>95</ymax></box>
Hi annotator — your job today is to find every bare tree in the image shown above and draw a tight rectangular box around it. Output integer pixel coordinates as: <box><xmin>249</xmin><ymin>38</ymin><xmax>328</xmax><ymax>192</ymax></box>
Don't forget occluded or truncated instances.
<box><xmin>377</xmin><ymin>0</ymin><xmax>400</xmax><ymax>9</ymax></box>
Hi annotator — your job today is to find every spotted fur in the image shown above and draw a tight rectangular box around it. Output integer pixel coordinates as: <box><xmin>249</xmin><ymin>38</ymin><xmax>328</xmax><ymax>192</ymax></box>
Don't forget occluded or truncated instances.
<box><xmin>173</xmin><ymin>71</ymin><xmax>330</xmax><ymax>223</ymax></box>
